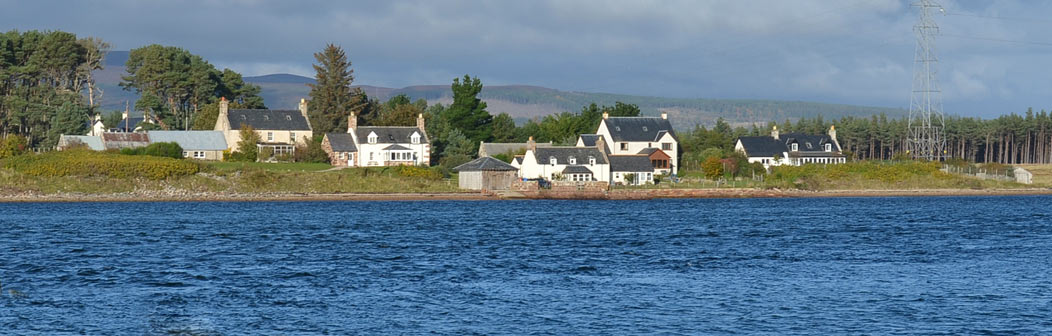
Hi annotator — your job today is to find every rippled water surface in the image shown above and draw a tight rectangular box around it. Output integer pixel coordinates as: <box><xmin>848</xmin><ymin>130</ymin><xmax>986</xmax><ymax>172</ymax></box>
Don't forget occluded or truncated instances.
<box><xmin>2</xmin><ymin>197</ymin><xmax>1052</xmax><ymax>334</ymax></box>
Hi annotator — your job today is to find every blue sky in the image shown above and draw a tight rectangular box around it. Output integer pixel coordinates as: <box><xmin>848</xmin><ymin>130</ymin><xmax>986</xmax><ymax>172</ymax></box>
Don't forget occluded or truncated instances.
<box><xmin>3</xmin><ymin>0</ymin><xmax>1051</xmax><ymax>117</ymax></box>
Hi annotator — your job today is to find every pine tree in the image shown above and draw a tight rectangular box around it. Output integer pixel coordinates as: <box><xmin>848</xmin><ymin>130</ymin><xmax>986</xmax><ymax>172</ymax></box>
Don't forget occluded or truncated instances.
<box><xmin>307</xmin><ymin>44</ymin><xmax>357</xmax><ymax>133</ymax></box>
<box><xmin>446</xmin><ymin>75</ymin><xmax>492</xmax><ymax>143</ymax></box>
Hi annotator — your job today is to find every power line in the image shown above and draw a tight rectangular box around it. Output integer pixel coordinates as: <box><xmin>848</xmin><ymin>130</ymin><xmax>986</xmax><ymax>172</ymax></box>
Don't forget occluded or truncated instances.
<box><xmin>946</xmin><ymin>12</ymin><xmax>1052</xmax><ymax>24</ymax></box>
<box><xmin>942</xmin><ymin>33</ymin><xmax>1052</xmax><ymax>47</ymax></box>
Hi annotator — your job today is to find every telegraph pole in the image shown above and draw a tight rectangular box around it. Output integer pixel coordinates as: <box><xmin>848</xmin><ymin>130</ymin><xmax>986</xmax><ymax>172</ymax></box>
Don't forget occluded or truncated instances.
<box><xmin>906</xmin><ymin>0</ymin><xmax>946</xmax><ymax>161</ymax></box>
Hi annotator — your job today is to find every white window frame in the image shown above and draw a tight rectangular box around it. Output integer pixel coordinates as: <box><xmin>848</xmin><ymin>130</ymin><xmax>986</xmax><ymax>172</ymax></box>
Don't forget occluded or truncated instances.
<box><xmin>550</xmin><ymin>157</ymin><xmax>557</xmax><ymax>166</ymax></box>
<box><xmin>267</xmin><ymin>132</ymin><xmax>274</xmax><ymax>142</ymax></box>
<box><xmin>411</xmin><ymin>133</ymin><xmax>420</xmax><ymax>144</ymax></box>
<box><xmin>569</xmin><ymin>156</ymin><xmax>576</xmax><ymax>165</ymax></box>
<box><xmin>194</xmin><ymin>151</ymin><xmax>205</xmax><ymax>159</ymax></box>
<box><xmin>824</xmin><ymin>143</ymin><xmax>832</xmax><ymax>152</ymax></box>
<box><xmin>368</xmin><ymin>134</ymin><xmax>377</xmax><ymax>144</ymax></box>
<box><xmin>290</xmin><ymin>132</ymin><xmax>297</xmax><ymax>142</ymax></box>
<box><xmin>791</xmin><ymin>143</ymin><xmax>798</xmax><ymax>151</ymax></box>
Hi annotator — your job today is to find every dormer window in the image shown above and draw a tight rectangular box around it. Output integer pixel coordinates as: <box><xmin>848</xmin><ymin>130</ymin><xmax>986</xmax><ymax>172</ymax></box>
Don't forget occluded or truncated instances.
<box><xmin>824</xmin><ymin>143</ymin><xmax>832</xmax><ymax>152</ymax></box>
<box><xmin>368</xmin><ymin>132</ymin><xmax>377</xmax><ymax>144</ymax></box>
<box><xmin>550</xmin><ymin>156</ymin><xmax>557</xmax><ymax>166</ymax></box>
<box><xmin>589</xmin><ymin>156</ymin><xmax>596</xmax><ymax>165</ymax></box>
<box><xmin>411</xmin><ymin>133</ymin><xmax>420</xmax><ymax>144</ymax></box>
<box><xmin>791</xmin><ymin>143</ymin><xmax>798</xmax><ymax>151</ymax></box>
<box><xmin>569</xmin><ymin>156</ymin><xmax>576</xmax><ymax>165</ymax></box>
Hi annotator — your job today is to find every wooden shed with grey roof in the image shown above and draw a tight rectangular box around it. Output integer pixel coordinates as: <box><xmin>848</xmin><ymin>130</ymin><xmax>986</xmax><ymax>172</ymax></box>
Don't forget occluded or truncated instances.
<box><xmin>453</xmin><ymin>156</ymin><xmax>519</xmax><ymax>191</ymax></box>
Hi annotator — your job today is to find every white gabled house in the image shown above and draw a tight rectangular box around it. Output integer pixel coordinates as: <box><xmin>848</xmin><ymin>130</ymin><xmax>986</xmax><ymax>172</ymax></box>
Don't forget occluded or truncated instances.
<box><xmin>586</xmin><ymin>112</ymin><xmax>679</xmax><ymax>175</ymax></box>
<box><xmin>735</xmin><ymin>125</ymin><xmax>846</xmax><ymax>169</ymax></box>
<box><xmin>519</xmin><ymin>137</ymin><xmax>610</xmax><ymax>182</ymax></box>
<box><xmin>321</xmin><ymin>113</ymin><xmax>430</xmax><ymax>167</ymax></box>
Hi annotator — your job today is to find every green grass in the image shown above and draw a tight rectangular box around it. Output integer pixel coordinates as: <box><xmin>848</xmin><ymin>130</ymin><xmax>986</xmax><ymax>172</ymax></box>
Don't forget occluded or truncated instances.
<box><xmin>206</xmin><ymin>161</ymin><xmax>333</xmax><ymax>173</ymax></box>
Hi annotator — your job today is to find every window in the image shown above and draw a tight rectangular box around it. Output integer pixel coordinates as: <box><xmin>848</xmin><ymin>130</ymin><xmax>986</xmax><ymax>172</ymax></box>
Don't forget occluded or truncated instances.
<box><xmin>183</xmin><ymin>151</ymin><xmax>189</xmax><ymax>158</ymax></box>
<box><xmin>824</xmin><ymin>143</ymin><xmax>832</xmax><ymax>152</ymax></box>
<box><xmin>791</xmin><ymin>143</ymin><xmax>798</xmax><ymax>151</ymax></box>
<box><xmin>194</xmin><ymin>151</ymin><xmax>205</xmax><ymax>159</ymax></box>
<box><xmin>290</xmin><ymin>132</ymin><xmax>297</xmax><ymax>142</ymax></box>
<box><xmin>662</xmin><ymin>143</ymin><xmax>672</xmax><ymax>151</ymax></box>
<box><xmin>263</xmin><ymin>115</ymin><xmax>269</xmax><ymax>121</ymax></box>
<box><xmin>267</xmin><ymin>132</ymin><xmax>273</xmax><ymax>142</ymax></box>
<box><xmin>569</xmin><ymin>156</ymin><xmax>576</xmax><ymax>165</ymax></box>
<box><xmin>368</xmin><ymin>134</ymin><xmax>377</xmax><ymax>144</ymax></box>
<box><xmin>620</xmin><ymin>143</ymin><xmax>628</xmax><ymax>151</ymax></box>
<box><xmin>369</xmin><ymin>152</ymin><xmax>374</xmax><ymax>160</ymax></box>
<box><xmin>285</xmin><ymin>115</ymin><xmax>292</xmax><ymax>121</ymax></box>
<box><xmin>806</xmin><ymin>142</ymin><xmax>813</xmax><ymax>150</ymax></box>
<box><xmin>589</xmin><ymin>156</ymin><xmax>596</xmax><ymax>165</ymax></box>
<box><xmin>411</xmin><ymin>133</ymin><xmax>420</xmax><ymax>144</ymax></box>
<box><xmin>642</xmin><ymin>126</ymin><xmax>648</xmax><ymax>132</ymax></box>
<box><xmin>550</xmin><ymin>157</ymin><xmax>557</xmax><ymax>166</ymax></box>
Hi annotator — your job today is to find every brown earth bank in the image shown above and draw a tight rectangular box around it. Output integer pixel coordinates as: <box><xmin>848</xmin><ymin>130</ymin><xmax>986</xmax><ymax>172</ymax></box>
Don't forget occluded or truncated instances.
<box><xmin>3</xmin><ymin>188</ymin><xmax>1052</xmax><ymax>202</ymax></box>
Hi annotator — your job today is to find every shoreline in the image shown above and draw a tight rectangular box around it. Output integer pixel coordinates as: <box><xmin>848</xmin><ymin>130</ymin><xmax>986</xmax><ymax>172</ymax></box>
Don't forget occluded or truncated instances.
<box><xmin>2</xmin><ymin>188</ymin><xmax>1051</xmax><ymax>202</ymax></box>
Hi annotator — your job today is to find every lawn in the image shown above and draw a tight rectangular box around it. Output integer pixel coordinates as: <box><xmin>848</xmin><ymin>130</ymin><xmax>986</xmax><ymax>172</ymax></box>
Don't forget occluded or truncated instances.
<box><xmin>206</xmin><ymin>161</ymin><xmax>334</xmax><ymax>172</ymax></box>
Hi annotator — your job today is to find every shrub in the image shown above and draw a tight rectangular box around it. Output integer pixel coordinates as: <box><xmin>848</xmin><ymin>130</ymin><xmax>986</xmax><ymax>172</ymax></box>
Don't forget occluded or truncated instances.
<box><xmin>0</xmin><ymin>135</ymin><xmax>29</xmax><ymax>159</ymax></box>
<box><xmin>120</xmin><ymin>142</ymin><xmax>184</xmax><ymax>159</ymax></box>
<box><xmin>3</xmin><ymin>150</ymin><xmax>199</xmax><ymax>180</ymax></box>
<box><xmin>702</xmin><ymin>156</ymin><xmax>724</xmax><ymax>180</ymax></box>
<box><xmin>397</xmin><ymin>165</ymin><xmax>442</xmax><ymax>180</ymax></box>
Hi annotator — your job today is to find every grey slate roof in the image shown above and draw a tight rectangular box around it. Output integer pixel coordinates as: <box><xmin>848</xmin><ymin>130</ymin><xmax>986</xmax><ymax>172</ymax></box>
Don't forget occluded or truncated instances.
<box><xmin>228</xmin><ymin>109</ymin><xmax>310</xmax><ymax>131</ymax></box>
<box><xmin>562</xmin><ymin>165</ymin><xmax>594</xmax><ymax>174</ymax></box>
<box><xmin>737</xmin><ymin>133</ymin><xmax>841</xmax><ymax>157</ymax></box>
<box><xmin>325</xmin><ymin>133</ymin><xmax>357</xmax><ymax>152</ymax></box>
<box><xmin>383</xmin><ymin>144</ymin><xmax>412</xmax><ymax>151</ymax></box>
<box><xmin>58</xmin><ymin>135</ymin><xmax>104</xmax><ymax>151</ymax></box>
<box><xmin>578</xmin><ymin>134</ymin><xmax>600</xmax><ymax>146</ymax></box>
<box><xmin>454</xmin><ymin>156</ymin><xmax>518</xmax><ymax>172</ymax></box>
<box><xmin>354</xmin><ymin>127</ymin><xmax>428</xmax><ymax>144</ymax></box>
<box><xmin>533</xmin><ymin>147</ymin><xmax>608</xmax><ymax>165</ymax></box>
<box><xmin>609</xmin><ymin>155</ymin><xmax>654</xmax><ymax>172</ymax></box>
<box><xmin>147</xmin><ymin>131</ymin><xmax>228</xmax><ymax>151</ymax></box>
<box><xmin>603</xmin><ymin>117</ymin><xmax>677</xmax><ymax>142</ymax></box>
<box><xmin>478</xmin><ymin>141</ymin><xmax>552</xmax><ymax>157</ymax></box>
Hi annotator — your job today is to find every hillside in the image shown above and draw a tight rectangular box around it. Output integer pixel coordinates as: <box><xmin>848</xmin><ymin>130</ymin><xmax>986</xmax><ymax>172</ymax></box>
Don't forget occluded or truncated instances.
<box><xmin>92</xmin><ymin>51</ymin><xmax>907</xmax><ymax>129</ymax></box>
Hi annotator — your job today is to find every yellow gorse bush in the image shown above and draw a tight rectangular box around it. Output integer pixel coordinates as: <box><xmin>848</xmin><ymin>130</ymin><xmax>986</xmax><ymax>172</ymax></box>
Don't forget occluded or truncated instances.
<box><xmin>3</xmin><ymin>149</ymin><xmax>199</xmax><ymax>180</ymax></box>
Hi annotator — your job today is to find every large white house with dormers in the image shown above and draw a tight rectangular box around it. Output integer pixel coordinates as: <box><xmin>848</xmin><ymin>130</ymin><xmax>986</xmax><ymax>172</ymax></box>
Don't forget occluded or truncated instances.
<box><xmin>735</xmin><ymin>125</ymin><xmax>846</xmax><ymax>169</ymax></box>
<box><xmin>577</xmin><ymin>112</ymin><xmax>679</xmax><ymax>175</ymax></box>
<box><xmin>518</xmin><ymin>137</ymin><xmax>611</xmax><ymax>182</ymax></box>
<box><xmin>322</xmin><ymin>113</ymin><xmax>430</xmax><ymax>167</ymax></box>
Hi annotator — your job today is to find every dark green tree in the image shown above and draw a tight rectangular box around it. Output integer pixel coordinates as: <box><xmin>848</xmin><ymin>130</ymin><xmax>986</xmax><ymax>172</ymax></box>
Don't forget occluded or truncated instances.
<box><xmin>490</xmin><ymin>113</ymin><xmax>518</xmax><ymax>142</ymax></box>
<box><xmin>307</xmin><ymin>44</ymin><xmax>358</xmax><ymax>133</ymax></box>
<box><xmin>446</xmin><ymin>75</ymin><xmax>492</xmax><ymax>143</ymax></box>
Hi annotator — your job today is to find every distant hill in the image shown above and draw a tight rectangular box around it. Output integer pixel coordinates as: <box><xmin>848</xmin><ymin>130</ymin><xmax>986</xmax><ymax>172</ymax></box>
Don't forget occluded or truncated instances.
<box><xmin>245</xmin><ymin>74</ymin><xmax>907</xmax><ymax>129</ymax></box>
<box><xmin>92</xmin><ymin>53</ymin><xmax>907</xmax><ymax>129</ymax></box>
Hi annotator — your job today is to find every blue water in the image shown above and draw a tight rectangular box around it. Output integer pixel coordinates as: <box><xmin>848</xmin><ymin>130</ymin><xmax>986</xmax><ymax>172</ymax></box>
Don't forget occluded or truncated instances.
<box><xmin>1</xmin><ymin>197</ymin><xmax>1052</xmax><ymax>335</ymax></box>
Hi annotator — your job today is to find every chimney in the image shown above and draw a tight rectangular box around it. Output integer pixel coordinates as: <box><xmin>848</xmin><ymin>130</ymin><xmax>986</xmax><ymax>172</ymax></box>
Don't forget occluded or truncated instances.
<box><xmin>771</xmin><ymin>125</ymin><xmax>779</xmax><ymax>140</ymax></box>
<box><xmin>661</xmin><ymin>112</ymin><xmax>668</xmax><ymax>120</ymax></box>
<box><xmin>215</xmin><ymin>97</ymin><xmax>229</xmax><ymax>131</ymax></box>
<box><xmin>595</xmin><ymin>135</ymin><xmax>606</xmax><ymax>153</ymax></box>
<box><xmin>828</xmin><ymin>125</ymin><xmax>837</xmax><ymax>143</ymax></box>
<box><xmin>602</xmin><ymin>112</ymin><xmax>609</xmax><ymax>119</ymax></box>
<box><xmin>527</xmin><ymin>136</ymin><xmax>536</xmax><ymax>152</ymax></box>
<box><xmin>416</xmin><ymin>113</ymin><xmax>426</xmax><ymax>131</ymax></box>
<box><xmin>347</xmin><ymin>113</ymin><xmax>357</xmax><ymax>133</ymax></box>
<box><xmin>298</xmin><ymin>98</ymin><xmax>311</xmax><ymax>129</ymax></box>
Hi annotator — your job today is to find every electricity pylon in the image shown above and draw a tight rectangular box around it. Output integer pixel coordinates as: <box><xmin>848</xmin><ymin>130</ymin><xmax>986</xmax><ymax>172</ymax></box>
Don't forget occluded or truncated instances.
<box><xmin>906</xmin><ymin>0</ymin><xmax>946</xmax><ymax>161</ymax></box>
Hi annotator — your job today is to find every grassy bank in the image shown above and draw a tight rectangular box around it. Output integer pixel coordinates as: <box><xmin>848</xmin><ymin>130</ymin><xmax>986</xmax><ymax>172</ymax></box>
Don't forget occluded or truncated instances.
<box><xmin>0</xmin><ymin>151</ymin><xmax>460</xmax><ymax>195</ymax></box>
<box><xmin>663</xmin><ymin>161</ymin><xmax>1028</xmax><ymax>191</ymax></box>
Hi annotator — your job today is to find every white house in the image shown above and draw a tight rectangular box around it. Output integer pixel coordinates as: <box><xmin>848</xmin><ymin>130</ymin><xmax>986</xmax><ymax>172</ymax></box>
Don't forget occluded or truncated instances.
<box><xmin>322</xmin><ymin>113</ymin><xmax>430</xmax><ymax>167</ymax></box>
<box><xmin>608</xmin><ymin>154</ymin><xmax>655</xmax><ymax>185</ymax></box>
<box><xmin>519</xmin><ymin>137</ymin><xmax>610</xmax><ymax>182</ymax></box>
<box><xmin>586</xmin><ymin>112</ymin><xmax>679</xmax><ymax>175</ymax></box>
<box><xmin>735</xmin><ymin>125</ymin><xmax>846</xmax><ymax>169</ymax></box>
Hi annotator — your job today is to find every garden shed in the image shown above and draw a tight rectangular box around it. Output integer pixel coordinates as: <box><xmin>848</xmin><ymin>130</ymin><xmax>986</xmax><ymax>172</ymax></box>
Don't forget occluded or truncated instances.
<box><xmin>454</xmin><ymin>156</ymin><xmax>519</xmax><ymax>191</ymax></box>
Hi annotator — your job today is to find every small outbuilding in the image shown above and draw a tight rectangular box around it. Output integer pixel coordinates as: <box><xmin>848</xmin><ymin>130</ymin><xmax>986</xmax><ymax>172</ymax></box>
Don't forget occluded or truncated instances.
<box><xmin>454</xmin><ymin>156</ymin><xmax>519</xmax><ymax>191</ymax></box>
